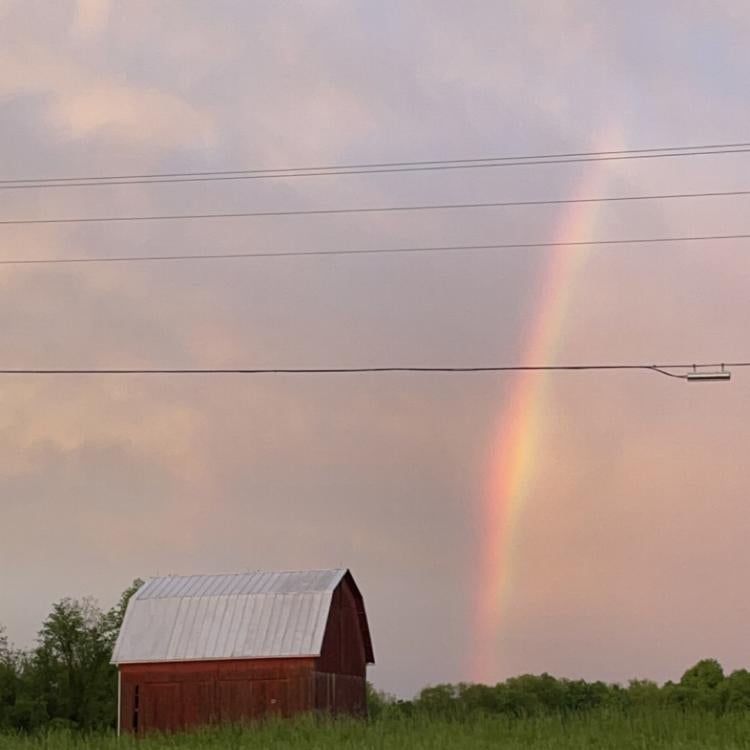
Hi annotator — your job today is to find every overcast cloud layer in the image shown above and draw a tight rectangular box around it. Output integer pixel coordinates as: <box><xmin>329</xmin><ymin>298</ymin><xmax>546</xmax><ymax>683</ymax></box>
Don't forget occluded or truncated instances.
<box><xmin>1</xmin><ymin>0</ymin><xmax>749</xmax><ymax>696</ymax></box>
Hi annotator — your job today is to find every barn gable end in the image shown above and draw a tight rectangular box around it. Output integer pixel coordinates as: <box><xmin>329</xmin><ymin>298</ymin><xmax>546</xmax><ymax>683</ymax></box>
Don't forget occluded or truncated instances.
<box><xmin>318</xmin><ymin>571</ymin><xmax>374</xmax><ymax>675</ymax></box>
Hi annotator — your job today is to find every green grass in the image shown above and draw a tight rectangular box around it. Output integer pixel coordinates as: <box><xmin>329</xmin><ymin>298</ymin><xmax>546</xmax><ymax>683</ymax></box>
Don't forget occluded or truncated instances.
<box><xmin>2</xmin><ymin>711</ymin><xmax>750</xmax><ymax>749</ymax></box>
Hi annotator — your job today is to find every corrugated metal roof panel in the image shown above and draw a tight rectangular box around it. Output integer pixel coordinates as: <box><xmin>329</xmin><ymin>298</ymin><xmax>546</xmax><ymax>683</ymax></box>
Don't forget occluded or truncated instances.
<box><xmin>111</xmin><ymin>569</ymin><xmax>346</xmax><ymax>664</ymax></box>
<box><xmin>135</xmin><ymin>569</ymin><xmax>345</xmax><ymax>600</ymax></box>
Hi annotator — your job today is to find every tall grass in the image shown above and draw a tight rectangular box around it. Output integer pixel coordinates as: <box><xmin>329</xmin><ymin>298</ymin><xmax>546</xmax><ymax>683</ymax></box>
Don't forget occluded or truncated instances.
<box><xmin>1</xmin><ymin>710</ymin><xmax>750</xmax><ymax>750</ymax></box>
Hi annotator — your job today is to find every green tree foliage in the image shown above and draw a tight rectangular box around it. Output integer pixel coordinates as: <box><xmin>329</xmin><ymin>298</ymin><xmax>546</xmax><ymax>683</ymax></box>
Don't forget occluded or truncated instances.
<box><xmin>670</xmin><ymin>659</ymin><xmax>725</xmax><ymax>712</ymax></box>
<box><xmin>0</xmin><ymin>579</ymin><xmax>143</xmax><ymax>732</ymax></box>
<box><xmin>365</xmin><ymin>682</ymin><xmax>395</xmax><ymax>720</ymax></box>
<box><xmin>721</xmin><ymin>670</ymin><xmax>750</xmax><ymax>711</ymax></box>
<box><xmin>418</xmin><ymin>684</ymin><xmax>460</xmax><ymax>717</ymax></box>
<box><xmin>0</xmin><ymin>627</ymin><xmax>17</xmax><ymax>727</ymax></box>
<box><xmin>33</xmin><ymin>597</ymin><xmax>115</xmax><ymax>728</ymax></box>
<box><xmin>379</xmin><ymin>659</ymin><xmax>750</xmax><ymax>720</ymax></box>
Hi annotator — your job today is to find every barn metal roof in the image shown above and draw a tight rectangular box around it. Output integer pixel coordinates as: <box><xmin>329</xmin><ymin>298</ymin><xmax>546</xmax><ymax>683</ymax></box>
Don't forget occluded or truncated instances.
<box><xmin>111</xmin><ymin>569</ymin><xmax>363</xmax><ymax>665</ymax></box>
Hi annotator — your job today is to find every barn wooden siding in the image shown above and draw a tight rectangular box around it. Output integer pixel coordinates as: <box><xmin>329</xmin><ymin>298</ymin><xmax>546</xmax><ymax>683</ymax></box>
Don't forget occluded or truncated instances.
<box><xmin>121</xmin><ymin>660</ymin><xmax>367</xmax><ymax>734</ymax></box>
<box><xmin>121</xmin><ymin>658</ymin><xmax>311</xmax><ymax>733</ymax></box>
<box><xmin>116</xmin><ymin>571</ymin><xmax>371</xmax><ymax>734</ymax></box>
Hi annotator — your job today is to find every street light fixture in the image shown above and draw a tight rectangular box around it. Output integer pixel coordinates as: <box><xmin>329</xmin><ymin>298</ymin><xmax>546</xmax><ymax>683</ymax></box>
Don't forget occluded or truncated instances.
<box><xmin>686</xmin><ymin>365</ymin><xmax>731</xmax><ymax>382</ymax></box>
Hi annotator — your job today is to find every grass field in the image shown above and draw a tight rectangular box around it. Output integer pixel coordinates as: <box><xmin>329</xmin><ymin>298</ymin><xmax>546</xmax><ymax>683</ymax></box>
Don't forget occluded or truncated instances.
<box><xmin>1</xmin><ymin>710</ymin><xmax>750</xmax><ymax>750</ymax></box>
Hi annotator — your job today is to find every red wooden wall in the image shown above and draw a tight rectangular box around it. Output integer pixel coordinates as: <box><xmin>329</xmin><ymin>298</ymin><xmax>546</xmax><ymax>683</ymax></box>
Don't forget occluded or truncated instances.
<box><xmin>120</xmin><ymin>658</ymin><xmax>316</xmax><ymax>734</ymax></box>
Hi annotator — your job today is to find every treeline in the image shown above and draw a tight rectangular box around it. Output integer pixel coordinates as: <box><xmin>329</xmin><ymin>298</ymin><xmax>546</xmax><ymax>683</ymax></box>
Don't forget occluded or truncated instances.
<box><xmin>0</xmin><ymin>581</ymin><xmax>142</xmax><ymax>731</ymax></box>
<box><xmin>369</xmin><ymin>659</ymin><xmax>750</xmax><ymax>719</ymax></box>
<box><xmin>2</xmin><ymin>583</ymin><xmax>749</xmax><ymax>732</ymax></box>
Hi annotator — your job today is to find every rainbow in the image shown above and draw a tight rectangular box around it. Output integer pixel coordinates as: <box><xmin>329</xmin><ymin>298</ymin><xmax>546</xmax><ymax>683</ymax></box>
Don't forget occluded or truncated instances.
<box><xmin>472</xmin><ymin>147</ymin><xmax>617</xmax><ymax>683</ymax></box>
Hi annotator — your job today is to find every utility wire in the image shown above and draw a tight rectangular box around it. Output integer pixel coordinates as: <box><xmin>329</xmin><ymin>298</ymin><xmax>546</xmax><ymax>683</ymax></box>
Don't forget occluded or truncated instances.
<box><xmin>0</xmin><ymin>363</ymin><xmax>747</xmax><ymax>379</ymax></box>
<box><xmin>2</xmin><ymin>188</ymin><xmax>750</xmax><ymax>227</ymax></box>
<box><xmin>7</xmin><ymin>142</ymin><xmax>746</xmax><ymax>183</ymax></box>
<box><xmin>3</xmin><ymin>140</ymin><xmax>749</xmax><ymax>182</ymax></box>
<box><xmin>4</xmin><ymin>232</ymin><xmax>750</xmax><ymax>267</ymax></box>
<box><xmin>2</xmin><ymin>141</ymin><xmax>750</xmax><ymax>190</ymax></box>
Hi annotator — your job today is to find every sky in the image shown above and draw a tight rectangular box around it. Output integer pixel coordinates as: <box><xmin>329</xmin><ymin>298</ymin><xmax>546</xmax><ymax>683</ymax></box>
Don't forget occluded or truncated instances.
<box><xmin>1</xmin><ymin>0</ymin><xmax>749</xmax><ymax>698</ymax></box>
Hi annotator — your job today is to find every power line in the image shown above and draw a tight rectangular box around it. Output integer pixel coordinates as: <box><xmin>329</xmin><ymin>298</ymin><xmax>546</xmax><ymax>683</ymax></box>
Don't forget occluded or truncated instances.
<box><xmin>3</xmin><ymin>140</ymin><xmax>749</xmax><ymax>183</ymax></box>
<box><xmin>2</xmin><ymin>188</ymin><xmax>750</xmax><ymax>227</ymax></box>
<box><xmin>4</xmin><ymin>232</ymin><xmax>750</xmax><ymax>267</ymax></box>
<box><xmin>2</xmin><ymin>141</ymin><xmax>750</xmax><ymax>190</ymax></box>
<box><xmin>0</xmin><ymin>362</ymin><xmax>746</xmax><ymax>379</ymax></box>
<box><xmin>9</xmin><ymin>142</ymin><xmax>745</xmax><ymax>183</ymax></box>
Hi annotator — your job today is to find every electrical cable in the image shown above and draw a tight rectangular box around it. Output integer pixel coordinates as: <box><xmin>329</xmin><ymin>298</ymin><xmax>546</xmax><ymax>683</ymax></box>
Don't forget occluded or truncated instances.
<box><xmin>2</xmin><ymin>141</ymin><xmax>750</xmax><ymax>190</ymax></box>
<box><xmin>2</xmin><ymin>188</ymin><xmax>750</xmax><ymax>227</ymax></box>
<box><xmin>3</xmin><ymin>232</ymin><xmax>750</xmax><ymax>267</ymax></box>
<box><xmin>0</xmin><ymin>363</ymin><xmax>746</xmax><ymax>378</ymax></box>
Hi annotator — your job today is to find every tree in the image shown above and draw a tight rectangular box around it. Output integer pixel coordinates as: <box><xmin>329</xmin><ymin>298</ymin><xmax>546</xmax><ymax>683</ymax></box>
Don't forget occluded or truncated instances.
<box><xmin>625</xmin><ymin>679</ymin><xmax>664</xmax><ymax>709</ymax></box>
<box><xmin>33</xmin><ymin>597</ymin><xmax>111</xmax><ymax>728</ymax></box>
<box><xmin>562</xmin><ymin>678</ymin><xmax>609</xmax><ymax>711</ymax></box>
<box><xmin>417</xmin><ymin>684</ymin><xmax>459</xmax><ymax>717</ymax></box>
<box><xmin>0</xmin><ymin>626</ymin><xmax>16</xmax><ymax>728</ymax></box>
<box><xmin>502</xmin><ymin>674</ymin><xmax>565</xmax><ymax>715</ymax></box>
<box><xmin>680</xmin><ymin>659</ymin><xmax>724</xmax><ymax>690</ymax></box>
<box><xmin>720</xmin><ymin>669</ymin><xmax>750</xmax><ymax>711</ymax></box>
<box><xmin>365</xmin><ymin>682</ymin><xmax>395</xmax><ymax>720</ymax></box>
<box><xmin>457</xmin><ymin>682</ymin><xmax>503</xmax><ymax>715</ymax></box>
<box><xmin>671</xmin><ymin>659</ymin><xmax>725</xmax><ymax>712</ymax></box>
<box><xmin>0</xmin><ymin>626</ymin><xmax>48</xmax><ymax>731</ymax></box>
<box><xmin>28</xmin><ymin>579</ymin><xmax>144</xmax><ymax>730</ymax></box>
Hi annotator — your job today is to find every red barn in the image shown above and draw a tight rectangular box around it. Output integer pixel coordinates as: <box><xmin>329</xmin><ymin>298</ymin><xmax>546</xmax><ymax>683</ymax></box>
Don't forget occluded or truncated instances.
<box><xmin>111</xmin><ymin>568</ymin><xmax>374</xmax><ymax>734</ymax></box>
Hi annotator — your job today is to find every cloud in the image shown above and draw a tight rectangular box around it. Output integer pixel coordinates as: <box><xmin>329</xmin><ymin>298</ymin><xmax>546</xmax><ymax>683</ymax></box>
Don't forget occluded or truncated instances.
<box><xmin>73</xmin><ymin>0</ymin><xmax>110</xmax><ymax>37</ymax></box>
<box><xmin>0</xmin><ymin>43</ymin><xmax>214</xmax><ymax>148</ymax></box>
<box><xmin>51</xmin><ymin>84</ymin><xmax>215</xmax><ymax>146</ymax></box>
